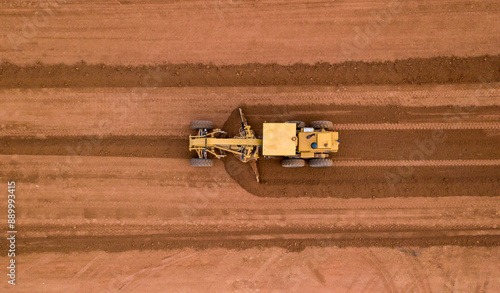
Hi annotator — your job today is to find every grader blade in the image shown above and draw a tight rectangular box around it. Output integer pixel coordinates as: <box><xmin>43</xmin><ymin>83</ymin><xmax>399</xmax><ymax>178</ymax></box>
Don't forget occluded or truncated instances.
<box><xmin>239</xmin><ymin>108</ymin><xmax>247</xmax><ymax>127</ymax></box>
<box><xmin>249</xmin><ymin>160</ymin><xmax>260</xmax><ymax>183</ymax></box>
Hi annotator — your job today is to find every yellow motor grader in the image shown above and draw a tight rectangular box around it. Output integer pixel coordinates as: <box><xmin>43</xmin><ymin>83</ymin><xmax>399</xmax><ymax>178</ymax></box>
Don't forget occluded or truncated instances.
<box><xmin>189</xmin><ymin>109</ymin><xmax>339</xmax><ymax>181</ymax></box>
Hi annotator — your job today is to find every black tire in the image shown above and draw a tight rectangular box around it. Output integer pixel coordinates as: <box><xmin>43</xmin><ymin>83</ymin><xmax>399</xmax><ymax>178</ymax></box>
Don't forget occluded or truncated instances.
<box><xmin>281</xmin><ymin>158</ymin><xmax>306</xmax><ymax>168</ymax></box>
<box><xmin>308</xmin><ymin>158</ymin><xmax>333</xmax><ymax>167</ymax></box>
<box><xmin>310</xmin><ymin>120</ymin><xmax>334</xmax><ymax>130</ymax></box>
<box><xmin>190</xmin><ymin>120</ymin><xmax>214</xmax><ymax>130</ymax></box>
<box><xmin>285</xmin><ymin>121</ymin><xmax>306</xmax><ymax>128</ymax></box>
<box><xmin>190</xmin><ymin>158</ymin><xmax>214</xmax><ymax>167</ymax></box>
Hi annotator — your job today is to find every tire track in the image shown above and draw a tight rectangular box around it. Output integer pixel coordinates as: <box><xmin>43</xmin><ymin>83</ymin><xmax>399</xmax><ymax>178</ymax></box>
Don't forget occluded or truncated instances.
<box><xmin>15</xmin><ymin>228</ymin><xmax>500</xmax><ymax>253</ymax></box>
<box><xmin>0</xmin><ymin>128</ymin><xmax>190</xmax><ymax>137</ymax></box>
<box><xmin>333</xmin><ymin>159</ymin><xmax>500</xmax><ymax>167</ymax></box>
<box><xmin>333</xmin><ymin>122</ymin><xmax>500</xmax><ymax>130</ymax></box>
<box><xmin>13</xmin><ymin>223</ymin><xmax>500</xmax><ymax>238</ymax></box>
<box><xmin>13</xmin><ymin>197</ymin><xmax>500</xmax><ymax>210</ymax></box>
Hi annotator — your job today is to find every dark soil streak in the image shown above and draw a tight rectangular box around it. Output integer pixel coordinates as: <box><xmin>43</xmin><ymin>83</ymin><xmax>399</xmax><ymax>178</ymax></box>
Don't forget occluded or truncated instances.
<box><xmin>0</xmin><ymin>55</ymin><xmax>498</xmax><ymax>88</ymax></box>
<box><xmin>15</xmin><ymin>234</ymin><xmax>500</xmax><ymax>254</ymax></box>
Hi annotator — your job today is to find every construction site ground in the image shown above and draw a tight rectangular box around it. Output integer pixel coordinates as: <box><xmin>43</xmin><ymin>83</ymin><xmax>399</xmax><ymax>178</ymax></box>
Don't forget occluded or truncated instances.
<box><xmin>0</xmin><ymin>0</ymin><xmax>499</xmax><ymax>292</ymax></box>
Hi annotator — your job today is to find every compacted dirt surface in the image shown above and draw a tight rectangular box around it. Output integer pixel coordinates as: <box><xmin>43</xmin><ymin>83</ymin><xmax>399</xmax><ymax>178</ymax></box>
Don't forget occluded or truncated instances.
<box><xmin>1</xmin><ymin>0</ymin><xmax>499</xmax><ymax>65</ymax></box>
<box><xmin>0</xmin><ymin>0</ymin><xmax>500</xmax><ymax>292</ymax></box>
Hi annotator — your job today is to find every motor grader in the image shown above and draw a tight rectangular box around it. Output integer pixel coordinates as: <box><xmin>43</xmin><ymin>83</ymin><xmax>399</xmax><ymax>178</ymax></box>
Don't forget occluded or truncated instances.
<box><xmin>189</xmin><ymin>109</ymin><xmax>339</xmax><ymax>181</ymax></box>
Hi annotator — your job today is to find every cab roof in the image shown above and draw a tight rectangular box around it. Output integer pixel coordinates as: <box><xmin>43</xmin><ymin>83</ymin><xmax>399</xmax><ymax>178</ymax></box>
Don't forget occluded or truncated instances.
<box><xmin>262</xmin><ymin>123</ymin><xmax>297</xmax><ymax>156</ymax></box>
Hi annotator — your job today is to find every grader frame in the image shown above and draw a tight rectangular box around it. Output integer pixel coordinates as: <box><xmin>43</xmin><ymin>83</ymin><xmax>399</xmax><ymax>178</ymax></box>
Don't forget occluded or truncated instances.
<box><xmin>189</xmin><ymin>108</ymin><xmax>339</xmax><ymax>182</ymax></box>
<box><xmin>189</xmin><ymin>109</ymin><xmax>263</xmax><ymax>180</ymax></box>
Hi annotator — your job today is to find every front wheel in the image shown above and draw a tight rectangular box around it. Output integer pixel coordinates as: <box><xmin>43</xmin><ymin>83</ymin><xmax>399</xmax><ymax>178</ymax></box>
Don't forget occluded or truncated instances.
<box><xmin>190</xmin><ymin>158</ymin><xmax>214</xmax><ymax>167</ymax></box>
<box><xmin>190</xmin><ymin>120</ymin><xmax>214</xmax><ymax>130</ymax></box>
<box><xmin>308</xmin><ymin>158</ymin><xmax>333</xmax><ymax>167</ymax></box>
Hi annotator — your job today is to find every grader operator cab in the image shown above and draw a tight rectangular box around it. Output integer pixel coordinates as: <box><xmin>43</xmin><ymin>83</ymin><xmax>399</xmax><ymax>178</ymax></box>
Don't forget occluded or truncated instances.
<box><xmin>189</xmin><ymin>108</ymin><xmax>339</xmax><ymax>181</ymax></box>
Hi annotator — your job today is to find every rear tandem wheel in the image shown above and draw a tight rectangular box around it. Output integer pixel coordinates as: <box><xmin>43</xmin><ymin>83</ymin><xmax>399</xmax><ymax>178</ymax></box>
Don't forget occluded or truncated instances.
<box><xmin>281</xmin><ymin>158</ymin><xmax>306</xmax><ymax>168</ymax></box>
<box><xmin>308</xmin><ymin>158</ymin><xmax>333</xmax><ymax>167</ymax></box>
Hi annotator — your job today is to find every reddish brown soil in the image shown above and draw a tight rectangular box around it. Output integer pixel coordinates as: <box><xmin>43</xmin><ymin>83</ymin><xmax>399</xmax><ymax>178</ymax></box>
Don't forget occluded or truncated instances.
<box><xmin>1</xmin><ymin>89</ymin><xmax>499</xmax><ymax>289</ymax></box>
<box><xmin>0</xmin><ymin>55</ymin><xmax>499</xmax><ymax>88</ymax></box>
<box><xmin>0</xmin><ymin>137</ymin><xmax>188</xmax><ymax>158</ymax></box>
<box><xmin>2</xmin><ymin>0</ymin><xmax>499</xmax><ymax>65</ymax></box>
<box><xmin>1</xmin><ymin>0</ymin><xmax>499</xmax><ymax>291</ymax></box>
<box><xmin>16</xmin><ymin>234</ymin><xmax>500</xmax><ymax>254</ymax></box>
<box><xmin>2</xmin><ymin>154</ymin><xmax>498</xmax><ymax>256</ymax></box>
<box><xmin>2</xmin><ymin>103</ymin><xmax>498</xmax><ymax>198</ymax></box>
<box><xmin>3</xmin><ymin>247</ymin><xmax>500</xmax><ymax>293</ymax></box>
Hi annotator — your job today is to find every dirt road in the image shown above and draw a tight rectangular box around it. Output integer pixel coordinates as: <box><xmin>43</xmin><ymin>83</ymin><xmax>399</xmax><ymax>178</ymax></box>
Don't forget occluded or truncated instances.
<box><xmin>0</xmin><ymin>84</ymin><xmax>498</xmax><ymax>292</ymax></box>
<box><xmin>1</xmin><ymin>85</ymin><xmax>499</xmax><ymax>199</ymax></box>
<box><xmin>1</xmin><ymin>84</ymin><xmax>498</xmax><ymax>254</ymax></box>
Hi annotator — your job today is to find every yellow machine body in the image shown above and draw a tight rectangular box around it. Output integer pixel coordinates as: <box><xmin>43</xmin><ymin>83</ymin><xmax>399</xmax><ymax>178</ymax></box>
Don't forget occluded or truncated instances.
<box><xmin>297</xmin><ymin>130</ymin><xmax>339</xmax><ymax>156</ymax></box>
<box><xmin>189</xmin><ymin>137</ymin><xmax>262</xmax><ymax>148</ymax></box>
<box><xmin>189</xmin><ymin>109</ymin><xmax>339</xmax><ymax>181</ymax></box>
<box><xmin>262</xmin><ymin>123</ymin><xmax>297</xmax><ymax>156</ymax></box>
<box><xmin>262</xmin><ymin>123</ymin><xmax>339</xmax><ymax>157</ymax></box>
